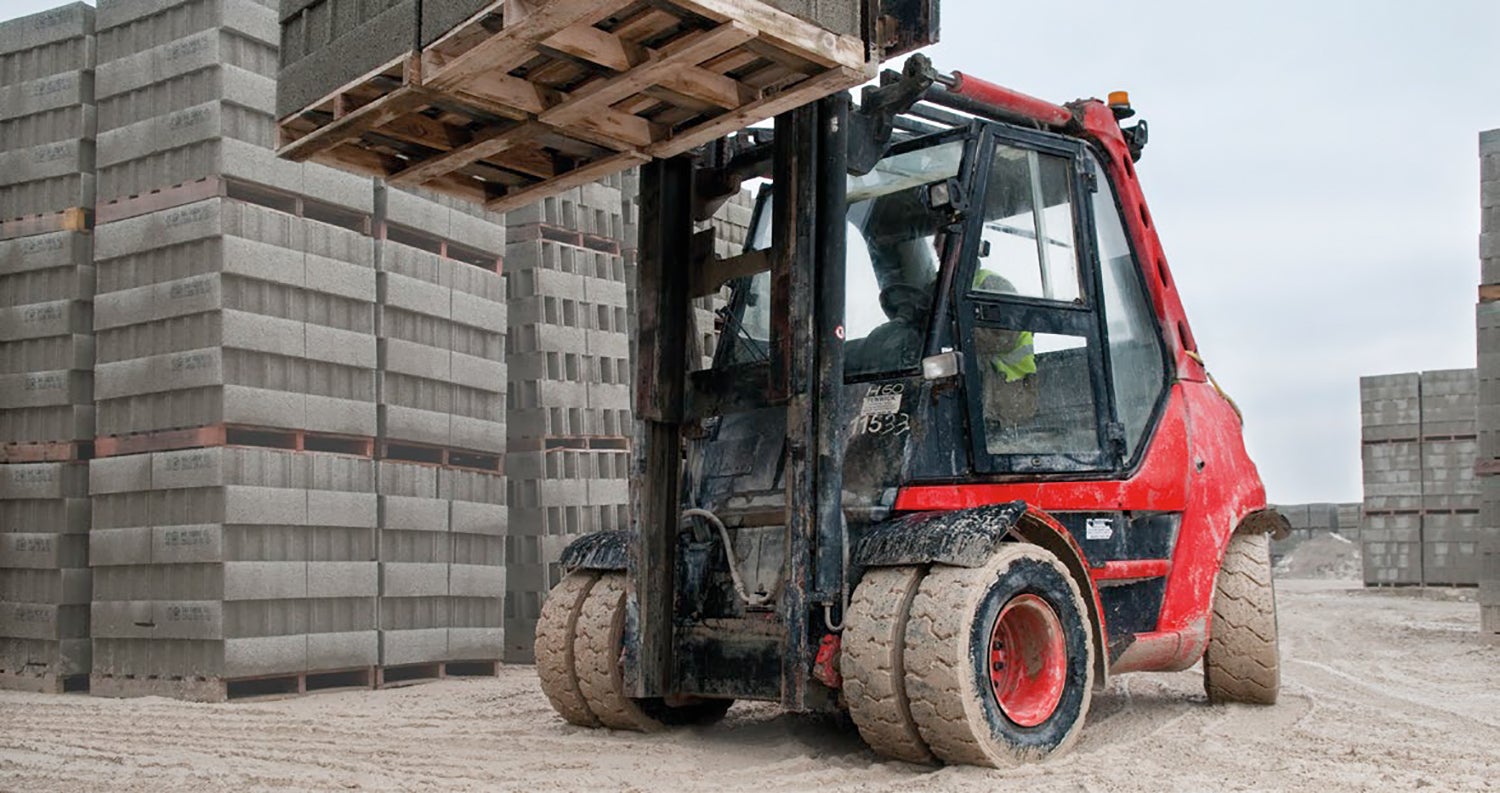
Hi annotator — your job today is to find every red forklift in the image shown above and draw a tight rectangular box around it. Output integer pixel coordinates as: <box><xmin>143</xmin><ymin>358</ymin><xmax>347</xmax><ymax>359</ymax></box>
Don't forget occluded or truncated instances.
<box><xmin>535</xmin><ymin>52</ymin><xmax>1287</xmax><ymax>766</ymax></box>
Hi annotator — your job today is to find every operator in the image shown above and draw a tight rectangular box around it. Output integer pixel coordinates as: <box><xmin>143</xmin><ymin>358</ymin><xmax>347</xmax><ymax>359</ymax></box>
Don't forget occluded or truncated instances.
<box><xmin>972</xmin><ymin>268</ymin><xmax>1039</xmax><ymax>426</ymax></box>
<box><xmin>845</xmin><ymin>234</ymin><xmax>938</xmax><ymax>376</ymax></box>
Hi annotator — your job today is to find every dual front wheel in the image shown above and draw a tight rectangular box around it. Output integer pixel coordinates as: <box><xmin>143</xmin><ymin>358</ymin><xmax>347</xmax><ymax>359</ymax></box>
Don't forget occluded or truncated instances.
<box><xmin>535</xmin><ymin>571</ymin><xmax>731</xmax><ymax>730</ymax></box>
<box><xmin>843</xmin><ymin>544</ymin><xmax>1095</xmax><ymax>767</ymax></box>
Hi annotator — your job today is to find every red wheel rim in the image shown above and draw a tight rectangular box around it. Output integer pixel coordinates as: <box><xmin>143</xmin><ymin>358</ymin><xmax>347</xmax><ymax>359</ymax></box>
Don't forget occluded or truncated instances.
<box><xmin>988</xmin><ymin>593</ymin><xmax>1067</xmax><ymax>727</ymax></box>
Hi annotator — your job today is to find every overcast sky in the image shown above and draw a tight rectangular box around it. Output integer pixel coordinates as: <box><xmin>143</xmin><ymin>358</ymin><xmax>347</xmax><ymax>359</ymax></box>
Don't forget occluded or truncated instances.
<box><xmin>5</xmin><ymin>0</ymin><xmax>1496</xmax><ymax>504</ymax></box>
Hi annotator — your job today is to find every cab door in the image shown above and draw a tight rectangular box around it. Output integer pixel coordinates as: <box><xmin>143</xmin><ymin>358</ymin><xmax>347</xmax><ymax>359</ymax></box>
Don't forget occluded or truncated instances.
<box><xmin>956</xmin><ymin>125</ymin><xmax>1121</xmax><ymax>475</ymax></box>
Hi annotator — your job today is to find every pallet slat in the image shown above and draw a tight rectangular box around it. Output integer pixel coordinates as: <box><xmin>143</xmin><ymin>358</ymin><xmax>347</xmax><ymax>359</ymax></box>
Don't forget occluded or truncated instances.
<box><xmin>276</xmin><ymin>0</ymin><xmax>877</xmax><ymax>212</ymax></box>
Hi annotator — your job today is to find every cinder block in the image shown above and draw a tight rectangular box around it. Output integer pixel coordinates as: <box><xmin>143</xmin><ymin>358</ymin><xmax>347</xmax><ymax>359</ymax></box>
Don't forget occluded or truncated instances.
<box><xmin>276</xmin><ymin>0</ymin><xmax>416</xmax><ymax>118</ymax></box>
<box><xmin>0</xmin><ymin>3</ymin><xmax>95</xmax><ymax>57</ymax></box>
<box><xmin>381</xmin><ymin>563</ymin><xmax>448</xmax><ymax>598</ymax></box>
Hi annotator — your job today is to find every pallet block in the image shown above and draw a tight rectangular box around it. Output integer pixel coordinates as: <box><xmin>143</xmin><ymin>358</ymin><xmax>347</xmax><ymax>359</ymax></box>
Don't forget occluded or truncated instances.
<box><xmin>276</xmin><ymin>0</ymin><xmax>874</xmax><ymax>213</ymax></box>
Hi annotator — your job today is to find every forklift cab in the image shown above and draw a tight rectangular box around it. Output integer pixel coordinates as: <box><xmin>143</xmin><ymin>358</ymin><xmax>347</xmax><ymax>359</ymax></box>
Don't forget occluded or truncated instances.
<box><xmin>713</xmin><ymin>114</ymin><xmax>1170</xmax><ymax>498</ymax></box>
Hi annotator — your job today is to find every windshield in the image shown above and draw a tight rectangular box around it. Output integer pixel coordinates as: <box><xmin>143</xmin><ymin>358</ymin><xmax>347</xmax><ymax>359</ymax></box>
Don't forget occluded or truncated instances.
<box><xmin>721</xmin><ymin>138</ymin><xmax>964</xmax><ymax>376</ymax></box>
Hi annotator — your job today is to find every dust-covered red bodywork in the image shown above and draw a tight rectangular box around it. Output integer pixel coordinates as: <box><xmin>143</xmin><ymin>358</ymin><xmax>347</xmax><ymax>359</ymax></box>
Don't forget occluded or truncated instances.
<box><xmin>893</xmin><ymin>75</ymin><xmax>1270</xmax><ymax>676</ymax></box>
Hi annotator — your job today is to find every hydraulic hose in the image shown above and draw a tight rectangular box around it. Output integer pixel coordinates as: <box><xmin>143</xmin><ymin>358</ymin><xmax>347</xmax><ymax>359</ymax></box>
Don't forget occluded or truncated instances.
<box><xmin>683</xmin><ymin>508</ymin><xmax>782</xmax><ymax>608</ymax></box>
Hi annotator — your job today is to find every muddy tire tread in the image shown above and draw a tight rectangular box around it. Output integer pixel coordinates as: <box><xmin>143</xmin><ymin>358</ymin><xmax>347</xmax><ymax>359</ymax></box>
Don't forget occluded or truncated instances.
<box><xmin>1204</xmin><ymin>532</ymin><xmax>1281</xmax><ymax>705</ymax></box>
<box><xmin>573</xmin><ymin>573</ymin><xmax>664</xmax><ymax>732</ymax></box>
<box><xmin>843</xmin><ymin>566</ymin><xmax>935</xmax><ymax>764</ymax></box>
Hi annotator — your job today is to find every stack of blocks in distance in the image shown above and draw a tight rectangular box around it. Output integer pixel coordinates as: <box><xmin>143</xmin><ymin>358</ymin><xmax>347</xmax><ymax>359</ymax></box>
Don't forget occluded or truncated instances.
<box><xmin>1479</xmin><ymin>128</ymin><xmax>1499</xmax><ymax>641</ymax></box>
<box><xmin>374</xmin><ymin>183</ymin><xmax>507</xmax><ymax>673</ymax></box>
<box><xmin>0</xmin><ymin>2</ymin><xmax>97</xmax><ymax>694</ymax></box>
<box><xmin>1359</xmin><ymin>370</ymin><xmax>1480</xmax><ymax>587</ymax></box>
<box><xmin>503</xmin><ymin>176</ymin><xmax>632</xmax><ymax>663</ymax></box>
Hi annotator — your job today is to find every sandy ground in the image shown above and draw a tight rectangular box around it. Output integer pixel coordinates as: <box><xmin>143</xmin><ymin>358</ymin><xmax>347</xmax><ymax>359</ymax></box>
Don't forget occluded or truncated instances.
<box><xmin>2</xmin><ymin>578</ymin><xmax>1497</xmax><ymax>793</ymax></box>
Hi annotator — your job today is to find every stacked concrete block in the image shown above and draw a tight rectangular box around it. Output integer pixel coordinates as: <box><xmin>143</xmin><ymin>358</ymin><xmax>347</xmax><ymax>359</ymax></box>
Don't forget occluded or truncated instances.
<box><xmin>92</xmin><ymin>198</ymin><xmax>376</xmax><ymax>438</ymax></box>
<box><xmin>437</xmin><ymin>467</ymin><xmax>506</xmax><ymax>662</ymax></box>
<box><xmin>0</xmin><ymin>3</ymin><xmax>96</xmax><ymax>223</ymax></box>
<box><xmin>91</xmin><ymin>0</ymin><xmax>372</xmax><ymax>219</ymax></box>
<box><xmin>0</xmin><ymin>462</ymin><xmax>90</xmax><ymax>690</ymax></box>
<box><xmin>689</xmin><ymin>189</ymin><xmax>757</xmax><ymax>369</ymax></box>
<box><xmin>1478</xmin><ymin>129</ymin><xmax>1499</xmax><ymax>640</ymax></box>
<box><xmin>88</xmin><ymin>446</ymin><xmax>377</xmax><ymax>698</ymax></box>
<box><xmin>503</xmin><ymin>181</ymin><xmax>631</xmax><ymax>663</ymax></box>
<box><xmin>1420</xmin><ymin>370</ymin><xmax>1479</xmax><ymax>586</ymax></box>
<box><xmin>0</xmin><ymin>4</ymin><xmax>98</xmax><ymax>693</ymax></box>
<box><xmin>277</xmin><ymin>0</ymin><xmax>497</xmax><ymax>121</ymax></box>
<box><xmin>93</xmin><ymin>0</ymin><xmax>285</xmax><ymax>203</ymax></box>
<box><xmin>1359</xmin><ymin>373</ymin><xmax>1422</xmax><ymax>585</ymax></box>
<box><xmin>376</xmin><ymin>185</ymin><xmax>507</xmax><ymax>455</ymax></box>
<box><xmin>373</xmin><ymin>462</ymin><xmax>506</xmax><ymax>668</ymax></box>
<box><xmin>375</xmin><ymin>461</ymin><xmax>449</xmax><ymax>667</ymax></box>
<box><xmin>0</xmin><ymin>231</ymin><xmax>95</xmax><ymax>449</ymax></box>
<box><xmin>1268</xmin><ymin>502</ymin><xmax>1344</xmax><ymax>562</ymax></box>
<box><xmin>504</xmin><ymin>446</ymin><xmax>629</xmax><ymax>662</ymax></box>
<box><xmin>1358</xmin><ymin>369</ymin><xmax>1481</xmax><ymax>586</ymax></box>
<box><xmin>1336</xmin><ymin>502</ymin><xmax>1361</xmax><ymax>540</ymax></box>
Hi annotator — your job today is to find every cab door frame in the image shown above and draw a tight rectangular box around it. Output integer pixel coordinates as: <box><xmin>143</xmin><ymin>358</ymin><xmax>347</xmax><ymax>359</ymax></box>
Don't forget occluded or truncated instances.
<box><xmin>954</xmin><ymin>122</ymin><xmax>1123</xmax><ymax>477</ymax></box>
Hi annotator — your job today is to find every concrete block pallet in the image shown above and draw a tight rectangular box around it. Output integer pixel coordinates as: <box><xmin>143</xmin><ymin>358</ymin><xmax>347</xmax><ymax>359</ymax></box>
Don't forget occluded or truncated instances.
<box><xmin>92</xmin><ymin>197</ymin><xmax>377</xmax><ymax>439</ymax></box>
<box><xmin>274</xmin><ymin>0</ymin><xmax>875</xmax><ymax>213</ymax></box>
<box><xmin>0</xmin><ymin>6</ymin><xmax>99</xmax><ymax>692</ymax></box>
<box><xmin>0</xmin><ymin>3</ymin><xmax>97</xmax><ymax>229</ymax></box>
<box><xmin>0</xmin><ymin>461</ymin><xmax>91</xmax><ymax>692</ymax></box>
<box><xmin>373</xmin><ymin>460</ymin><xmax>506</xmax><ymax>679</ymax></box>
<box><xmin>91</xmin><ymin>0</ymin><xmax>372</xmax><ymax>222</ymax></box>
<box><xmin>1478</xmin><ymin>129</ymin><xmax>1499</xmax><ymax>641</ymax></box>
<box><xmin>88</xmin><ymin>445</ymin><xmax>379</xmax><ymax>700</ymax></box>
<box><xmin>0</xmin><ymin>230</ymin><xmax>97</xmax><ymax>456</ymax></box>
<box><xmin>502</xmin><ymin>176</ymin><xmax>631</xmax><ymax>663</ymax></box>
<box><xmin>375</xmin><ymin>186</ymin><xmax>507</xmax><ymax>459</ymax></box>
<box><xmin>1360</xmin><ymin>367</ymin><xmax>1482</xmax><ymax>586</ymax></box>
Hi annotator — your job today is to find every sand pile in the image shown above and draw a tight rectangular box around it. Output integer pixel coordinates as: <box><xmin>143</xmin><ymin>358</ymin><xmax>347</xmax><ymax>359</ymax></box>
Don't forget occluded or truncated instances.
<box><xmin>1275</xmin><ymin>532</ymin><xmax>1361</xmax><ymax>580</ymax></box>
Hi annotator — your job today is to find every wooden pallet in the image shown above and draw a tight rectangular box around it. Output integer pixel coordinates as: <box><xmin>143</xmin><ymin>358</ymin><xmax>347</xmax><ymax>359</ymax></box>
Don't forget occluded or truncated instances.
<box><xmin>276</xmin><ymin>0</ymin><xmax>874</xmax><ymax>213</ymax></box>
<box><xmin>377</xmin><ymin>659</ymin><xmax>500</xmax><ymax>688</ymax></box>
<box><xmin>0</xmin><ymin>206</ymin><xmax>90</xmax><ymax>240</ymax></box>
<box><xmin>509</xmin><ymin>435</ymin><xmax>630</xmax><ymax>452</ymax></box>
<box><xmin>378</xmin><ymin>440</ymin><xmax>503</xmax><ymax>473</ymax></box>
<box><xmin>90</xmin><ymin>666</ymin><xmax>376</xmax><ymax>702</ymax></box>
<box><xmin>508</xmin><ymin>221</ymin><xmax>621</xmax><ymax>255</ymax></box>
<box><xmin>95</xmin><ymin>424</ymin><xmax>375</xmax><ymax>459</ymax></box>
<box><xmin>377</xmin><ymin>218</ymin><xmax>504</xmax><ymax>271</ymax></box>
<box><xmin>0</xmin><ymin>439</ymin><xmax>92</xmax><ymax>463</ymax></box>
<box><xmin>94</xmin><ymin>175</ymin><xmax>375</xmax><ymax>233</ymax></box>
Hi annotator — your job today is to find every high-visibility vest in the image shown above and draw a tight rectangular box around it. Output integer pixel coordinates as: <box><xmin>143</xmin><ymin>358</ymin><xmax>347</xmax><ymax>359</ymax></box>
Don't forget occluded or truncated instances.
<box><xmin>973</xmin><ymin>269</ymin><xmax>1037</xmax><ymax>383</ymax></box>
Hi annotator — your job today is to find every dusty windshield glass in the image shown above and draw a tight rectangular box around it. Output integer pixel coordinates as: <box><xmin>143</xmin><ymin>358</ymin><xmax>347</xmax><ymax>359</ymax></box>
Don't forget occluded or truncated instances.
<box><xmin>722</xmin><ymin>139</ymin><xmax>964</xmax><ymax>374</ymax></box>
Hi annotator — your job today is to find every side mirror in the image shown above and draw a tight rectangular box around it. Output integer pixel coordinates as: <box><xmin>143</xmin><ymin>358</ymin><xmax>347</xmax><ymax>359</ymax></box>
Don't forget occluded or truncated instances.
<box><xmin>922</xmin><ymin>350</ymin><xmax>962</xmax><ymax>381</ymax></box>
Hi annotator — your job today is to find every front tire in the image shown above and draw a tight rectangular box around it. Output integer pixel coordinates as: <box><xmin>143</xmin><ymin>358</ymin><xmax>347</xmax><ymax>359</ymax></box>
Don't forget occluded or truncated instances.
<box><xmin>843</xmin><ymin>566</ymin><xmax>934</xmax><ymax>764</ymax></box>
<box><xmin>1203</xmin><ymin>532</ymin><xmax>1280</xmax><ymax>705</ymax></box>
<box><xmin>903</xmin><ymin>544</ymin><xmax>1095</xmax><ymax>767</ymax></box>
<box><xmin>570</xmin><ymin>572</ymin><xmax>732</xmax><ymax>731</ymax></box>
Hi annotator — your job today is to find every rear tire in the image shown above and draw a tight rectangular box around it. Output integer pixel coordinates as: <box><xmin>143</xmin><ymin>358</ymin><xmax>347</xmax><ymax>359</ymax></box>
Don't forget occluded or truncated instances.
<box><xmin>1203</xmin><ymin>532</ymin><xmax>1280</xmax><ymax>705</ymax></box>
<box><xmin>573</xmin><ymin>572</ymin><xmax>732</xmax><ymax>731</ymax></box>
<box><xmin>535</xmin><ymin>571</ymin><xmax>601</xmax><ymax>727</ymax></box>
<box><xmin>843</xmin><ymin>566</ymin><xmax>934</xmax><ymax>764</ymax></box>
<box><xmin>904</xmin><ymin>544</ymin><xmax>1094</xmax><ymax>767</ymax></box>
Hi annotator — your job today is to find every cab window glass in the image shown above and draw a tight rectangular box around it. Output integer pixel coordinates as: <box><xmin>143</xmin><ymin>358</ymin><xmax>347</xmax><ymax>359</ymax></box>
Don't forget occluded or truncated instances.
<box><xmin>1090</xmin><ymin>151</ymin><xmax>1167</xmax><ymax>458</ymax></box>
<box><xmin>975</xmin><ymin>328</ymin><xmax>1100</xmax><ymax>457</ymax></box>
<box><xmin>843</xmin><ymin>140</ymin><xmax>963</xmax><ymax>378</ymax></box>
<box><xmin>723</xmin><ymin>139</ymin><xmax>964</xmax><ymax>376</ymax></box>
<box><xmin>972</xmin><ymin>145</ymin><xmax>1080</xmax><ymax>304</ymax></box>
